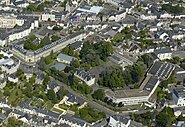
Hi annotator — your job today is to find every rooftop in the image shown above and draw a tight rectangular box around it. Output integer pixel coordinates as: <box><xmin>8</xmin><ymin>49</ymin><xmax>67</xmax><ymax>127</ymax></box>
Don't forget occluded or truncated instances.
<box><xmin>105</xmin><ymin>89</ymin><xmax>150</xmax><ymax>98</ymax></box>
<box><xmin>57</xmin><ymin>53</ymin><xmax>77</xmax><ymax>63</ymax></box>
<box><xmin>51</xmin><ymin>63</ymin><xmax>66</xmax><ymax>71</ymax></box>
<box><xmin>173</xmin><ymin>86</ymin><xmax>185</xmax><ymax>98</ymax></box>
<box><xmin>148</xmin><ymin>61</ymin><xmax>175</xmax><ymax>80</ymax></box>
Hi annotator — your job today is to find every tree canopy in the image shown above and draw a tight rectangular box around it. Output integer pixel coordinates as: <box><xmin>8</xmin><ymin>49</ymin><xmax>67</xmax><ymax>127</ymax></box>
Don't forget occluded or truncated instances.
<box><xmin>92</xmin><ymin>89</ymin><xmax>105</xmax><ymax>101</ymax></box>
<box><xmin>98</xmin><ymin>61</ymin><xmax>146</xmax><ymax>89</ymax></box>
<box><xmin>162</xmin><ymin>4</ymin><xmax>185</xmax><ymax>14</ymax></box>
<box><xmin>80</xmin><ymin>41</ymin><xmax>113</xmax><ymax>67</ymax></box>
<box><xmin>156</xmin><ymin>107</ymin><xmax>175</xmax><ymax>127</ymax></box>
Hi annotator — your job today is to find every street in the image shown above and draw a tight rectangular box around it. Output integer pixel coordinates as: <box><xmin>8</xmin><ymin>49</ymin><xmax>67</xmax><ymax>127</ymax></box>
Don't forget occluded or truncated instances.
<box><xmin>51</xmin><ymin>77</ymin><xmax>117</xmax><ymax>116</ymax></box>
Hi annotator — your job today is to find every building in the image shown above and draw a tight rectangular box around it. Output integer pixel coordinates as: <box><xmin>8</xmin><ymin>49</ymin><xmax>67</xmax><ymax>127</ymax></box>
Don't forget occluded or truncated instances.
<box><xmin>74</xmin><ymin>68</ymin><xmax>95</xmax><ymax>86</ymax></box>
<box><xmin>105</xmin><ymin>88</ymin><xmax>150</xmax><ymax>105</ymax></box>
<box><xmin>0</xmin><ymin>57</ymin><xmax>20</xmax><ymax>74</ymax></box>
<box><xmin>105</xmin><ymin>61</ymin><xmax>175</xmax><ymax>105</ymax></box>
<box><xmin>172</xmin><ymin>86</ymin><xmax>185</xmax><ymax>107</ymax></box>
<box><xmin>47</xmin><ymin>81</ymin><xmax>60</xmax><ymax>93</ymax></box>
<box><xmin>57</xmin><ymin>53</ymin><xmax>77</xmax><ymax>64</ymax></box>
<box><xmin>59</xmin><ymin>115</ymin><xmax>87</xmax><ymax>127</ymax></box>
<box><xmin>77</xmin><ymin>5</ymin><xmax>103</xmax><ymax>14</ymax></box>
<box><xmin>11</xmin><ymin>31</ymin><xmax>88</xmax><ymax>63</ymax></box>
<box><xmin>109</xmin><ymin>52</ymin><xmax>135</xmax><ymax>68</ymax></box>
<box><xmin>147</xmin><ymin>61</ymin><xmax>175</xmax><ymax>80</ymax></box>
<box><xmin>107</xmin><ymin>116</ymin><xmax>132</xmax><ymax>127</ymax></box>
<box><xmin>0</xmin><ymin>18</ymin><xmax>38</xmax><ymax>46</ymax></box>
<box><xmin>0</xmin><ymin>15</ymin><xmax>24</xmax><ymax>28</ymax></box>
<box><xmin>61</xmin><ymin>93</ymin><xmax>87</xmax><ymax>109</ymax></box>
<box><xmin>8</xmin><ymin>74</ymin><xmax>18</xmax><ymax>83</ymax></box>
<box><xmin>154</xmin><ymin>48</ymin><xmax>173</xmax><ymax>60</ymax></box>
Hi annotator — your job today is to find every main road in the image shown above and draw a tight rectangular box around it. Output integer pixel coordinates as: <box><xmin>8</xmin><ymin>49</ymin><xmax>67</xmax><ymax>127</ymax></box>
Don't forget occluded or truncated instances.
<box><xmin>50</xmin><ymin>77</ymin><xmax>117</xmax><ymax>116</ymax></box>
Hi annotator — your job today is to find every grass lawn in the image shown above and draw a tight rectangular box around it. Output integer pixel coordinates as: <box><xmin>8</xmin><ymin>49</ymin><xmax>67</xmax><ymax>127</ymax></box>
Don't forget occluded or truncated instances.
<box><xmin>58</xmin><ymin>104</ymin><xmax>69</xmax><ymax>110</ymax></box>
<box><xmin>52</xmin><ymin>107</ymin><xmax>64</xmax><ymax>114</ymax></box>
<box><xmin>0</xmin><ymin>91</ymin><xmax>4</xmax><ymax>98</ymax></box>
<box><xmin>44</xmin><ymin>101</ymin><xmax>54</xmax><ymax>110</ymax></box>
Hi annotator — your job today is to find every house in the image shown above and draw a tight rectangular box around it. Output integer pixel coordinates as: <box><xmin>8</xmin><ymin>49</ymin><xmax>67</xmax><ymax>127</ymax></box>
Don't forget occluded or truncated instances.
<box><xmin>69</xmin><ymin>41</ymin><xmax>84</xmax><ymax>52</ymax></box>
<box><xmin>59</xmin><ymin>115</ymin><xmax>87</xmax><ymax>127</ymax></box>
<box><xmin>47</xmin><ymin>81</ymin><xmax>60</xmax><ymax>93</ymax></box>
<box><xmin>57</xmin><ymin>53</ymin><xmax>77</xmax><ymax>64</ymax></box>
<box><xmin>108</xmin><ymin>10</ymin><xmax>126</xmax><ymax>22</ymax></box>
<box><xmin>41</xmin><ymin>13</ymin><xmax>55</xmax><ymax>21</ymax></box>
<box><xmin>176</xmin><ymin>121</ymin><xmax>185</xmax><ymax>127</ymax></box>
<box><xmin>13</xmin><ymin>0</ymin><xmax>30</xmax><ymax>8</ymax></box>
<box><xmin>140</xmin><ymin>14</ymin><xmax>157</xmax><ymax>20</ymax></box>
<box><xmin>74</xmin><ymin>68</ymin><xmax>95</xmax><ymax>86</ymax></box>
<box><xmin>63</xmin><ymin>93</ymin><xmax>87</xmax><ymax>109</ymax></box>
<box><xmin>0</xmin><ymin>98</ymin><xmax>9</xmax><ymax>108</ymax></box>
<box><xmin>154</xmin><ymin>48</ymin><xmax>172</xmax><ymax>60</ymax></box>
<box><xmin>51</xmin><ymin>63</ymin><xmax>66</xmax><ymax>71</ymax></box>
<box><xmin>35</xmin><ymin>108</ymin><xmax>60</xmax><ymax>119</ymax></box>
<box><xmin>9</xmin><ymin>109</ymin><xmax>25</xmax><ymax>119</ymax></box>
<box><xmin>107</xmin><ymin>116</ymin><xmax>131</xmax><ymax>127</ymax></box>
<box><xmin>0</xmin><ymin>75</ymin><xmax>6</xmax><ymax>89</ymax></box>
<box><xmin>0</xmin><ymin>113</ymin><xmax>6</xmax><ymax>124</ymax></box>
<box><xmin>172</xmin><ymin>85</ymin><xmax>185</xmax><ymax>107</ymax></box>
<box><xmin>8</xmin><ymin>74</ymin><xmax>18</xmax><ymax>83</ymax></box>
<box><xmin>94</xmin><ymin>115</ymin><xmax>146</xmax><ymax>127</ymax></box>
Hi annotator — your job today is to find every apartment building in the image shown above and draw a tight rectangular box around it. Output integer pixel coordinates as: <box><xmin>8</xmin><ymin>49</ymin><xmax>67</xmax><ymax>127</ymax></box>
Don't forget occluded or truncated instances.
<box><xmin>11</xmin><ymin>31</ymin><xmax>88</xmax><ymax>63</ymax></box>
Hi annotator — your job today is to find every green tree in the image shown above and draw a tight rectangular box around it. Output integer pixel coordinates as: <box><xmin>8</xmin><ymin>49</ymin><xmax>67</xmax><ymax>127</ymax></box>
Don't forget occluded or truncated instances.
<box><xmin>26</xmin><ymin>4</ymin><xmax>37</xmax><ymax>11</ymax></box>
<box><xmin>16</xmin><ymin>68</ymin><xmax>24</xmax><ymax>77</ymax></box>
<box><xmin>6</xmin><ymin>117</ymin><xmax>23</xmax><ymax>127</ymax></box>
<box><xmin>92</xmin><ymin>89</ymin><xmax>105</xmax><ymax>101</ymax></box>
<box><xmin>70</xmin><ymin>59</ymin><xmax>80</xmax><ymax>68</ymax></box>
<box><xmin>51</xmin><ymin>35</ymin><xmax>61</xmax><ymax>42</ymax></box>
<box><xmin>47</xmin><ymin>89</ymin><xmax>57</xmax><ymax>102</ymax></box>
<box><xmin>56</xmin><ymin>87</ymin><xmax>65</xmax><ymax>100</ymax></box>
<box><xmin>156</xmin><ymin>107</ymin><xmax>175</xmax><ymax>127</ymax></box>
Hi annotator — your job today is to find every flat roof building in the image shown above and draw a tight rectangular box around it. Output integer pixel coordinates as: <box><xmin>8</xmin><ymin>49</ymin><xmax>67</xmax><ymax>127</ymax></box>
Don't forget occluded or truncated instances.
<box><xmin>105</xmin><ymin>61</ymin><xmax>175</xmax><ymax>105</ymax></box>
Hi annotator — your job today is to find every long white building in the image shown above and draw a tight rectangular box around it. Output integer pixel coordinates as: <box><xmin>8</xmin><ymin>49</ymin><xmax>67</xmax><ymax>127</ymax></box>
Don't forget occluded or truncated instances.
<box><xmin>11</xmin><ymin>31</ymin><xmax>89</xmax><ymax>63</ymax></box>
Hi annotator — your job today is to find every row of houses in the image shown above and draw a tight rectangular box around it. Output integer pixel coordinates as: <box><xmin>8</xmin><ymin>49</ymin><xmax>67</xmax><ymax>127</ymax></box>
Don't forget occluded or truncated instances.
<box><xmin>0</xmin><ymin>18</ymin><xmax>38</xmax><ymax>46</ymax></box>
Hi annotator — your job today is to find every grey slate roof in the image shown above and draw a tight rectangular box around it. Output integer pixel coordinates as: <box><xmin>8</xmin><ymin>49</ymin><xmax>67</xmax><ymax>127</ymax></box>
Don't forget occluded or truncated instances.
<box><xmin>148</xmin><ymin>61</ymin><xmax>175</xmax><ymax>80</ymax></box>
<box><xmin>143</xmin><ymin>76</ymin><xmax>159</xmax><ymax>92</ymax></box>
<box><xmin>173</xmin><ymin>86</ymin><xmax>185</xmax><ymax>98</ymax></box>
<box><xmin>57</xmin><ymin>53</ymin><xmax>76</xmax><ymax>63</ymax></box>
